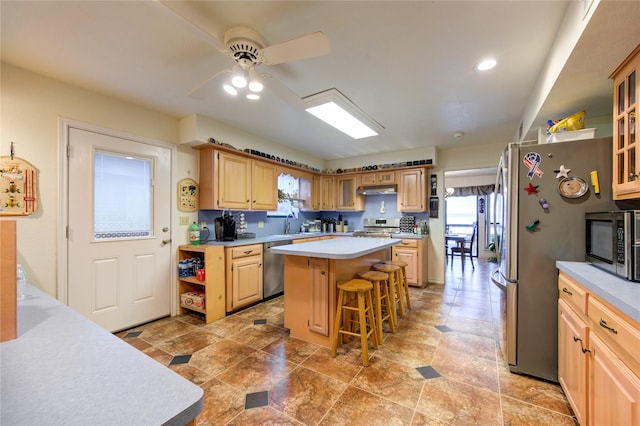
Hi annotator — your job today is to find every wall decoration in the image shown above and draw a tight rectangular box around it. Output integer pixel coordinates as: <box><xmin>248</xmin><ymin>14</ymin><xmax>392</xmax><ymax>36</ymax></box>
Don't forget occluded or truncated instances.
<box><xmin>177</xmin><ymin>178</ymin><xmax>199</xmax><ymax>212</ymax></box>
<box><xmin>0</xmin><ymin>155</ymin><xmax>39</xmax><ymax>216</ymax></box>
<box><xmin>429</xmin><ymin>197</ymin><xmax>439</xmax><ymax>218</ymax></box>
<box><xmin>430</xmin><ymin>174</ymin><xmax>437</xmax><ymax>196</ymax></box>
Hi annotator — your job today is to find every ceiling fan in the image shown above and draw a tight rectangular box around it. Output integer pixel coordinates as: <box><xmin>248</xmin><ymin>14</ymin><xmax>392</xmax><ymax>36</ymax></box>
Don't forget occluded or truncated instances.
<box><xmin>155</xmin><ymin>1</ymin><xmax>331</xmax><ymax>102</ymax></box>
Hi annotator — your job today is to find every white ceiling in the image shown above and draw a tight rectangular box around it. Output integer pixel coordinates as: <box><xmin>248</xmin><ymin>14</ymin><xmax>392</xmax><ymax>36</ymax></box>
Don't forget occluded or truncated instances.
<box><xmin>2</xmin><ymin>1</ymin><xmax>639</xmax><ymax>161</ymax></box>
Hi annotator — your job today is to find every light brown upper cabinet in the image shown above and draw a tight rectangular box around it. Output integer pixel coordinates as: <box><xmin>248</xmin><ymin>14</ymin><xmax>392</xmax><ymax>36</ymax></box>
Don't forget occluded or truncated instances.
<box><xmin>359</xmin><ymin>170</ymin><xmax>396</xmax><ymax>186</ymax></box>
<box><xmin>397</xmin><ymin>168</ymin><xmax>427</xmax><ymax>212</ymax></box>
<box><xmin>336</xmin><ymin>175</ymin><xmax>364</xmax><ymax>211</ymax></box>
<box><xmin>612</xmin><ymin>44</ymin><xmax>640</xmax><ymax>200</ymax></box>
<box><xmin>199</xmin><ymin>146</ymin><xmax>277</xmax><ymax>210</ymax></box>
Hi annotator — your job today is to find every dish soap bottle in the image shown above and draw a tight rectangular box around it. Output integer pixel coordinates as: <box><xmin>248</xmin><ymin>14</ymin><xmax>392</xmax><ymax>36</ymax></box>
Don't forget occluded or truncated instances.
<box><xmin>189</xmin><ymin>222</ymin><xmax>200</xmax><ymax>245</ymax></box>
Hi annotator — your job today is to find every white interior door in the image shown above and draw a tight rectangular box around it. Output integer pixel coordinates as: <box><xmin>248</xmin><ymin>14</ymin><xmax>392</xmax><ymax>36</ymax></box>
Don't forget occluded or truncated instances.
<box><xmin>67</xmin><ymin>127</ymin><xmax>172</xmax><ymax>332</ymax></box>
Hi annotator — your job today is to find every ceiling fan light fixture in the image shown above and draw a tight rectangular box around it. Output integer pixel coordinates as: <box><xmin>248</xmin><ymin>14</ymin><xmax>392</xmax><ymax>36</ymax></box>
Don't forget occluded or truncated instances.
<box><xmin>231</xmin><ymin>64</ymin><xmax>247</xmax><ymax>88</ymax></box>
<box><xmin>475</xmin><ymin>58</ymin><xmax>497</xmax><ymax>71</ymax></box>
<box><xmin>248</xmin><ymin>68</ymin><xmax>263</xmax><ymax>92</ymax></box>
<box><xmin>246</xmin><ymin>93</ymin><xmax>260</xmax><ymax>100</ymax></box>
<box><xmin>223</xmin><ymin>84</ymin><xmax>238</xmax><ymax>96</ymax></box>
<box><xmin>303</xmin><ymin>88</ymin><xmax>383</xmax><ymax>139</ymax></box>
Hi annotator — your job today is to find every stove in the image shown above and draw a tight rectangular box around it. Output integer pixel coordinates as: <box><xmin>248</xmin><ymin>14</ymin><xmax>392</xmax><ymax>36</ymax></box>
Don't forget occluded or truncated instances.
<box><xmin>352</xmin><ymin>218</ymin><xmax>401</xmax><ymax>237</ymax></box>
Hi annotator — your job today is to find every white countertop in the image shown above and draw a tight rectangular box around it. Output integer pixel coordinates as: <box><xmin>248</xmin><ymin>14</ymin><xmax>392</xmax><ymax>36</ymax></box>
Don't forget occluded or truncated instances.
<box><xmin>556</xmin><ymin>261</ymin><xmax>640</xmax><ymax>323</ymax></box>
<box><xmin>268</xmin><ymin>236</ymin><xmax>401</xmax><ymax>259</ymax></box>
<box><xmin>1</xmin><ymin>285</ymin><xmax>203</xmax><ymax>426</ymax></box>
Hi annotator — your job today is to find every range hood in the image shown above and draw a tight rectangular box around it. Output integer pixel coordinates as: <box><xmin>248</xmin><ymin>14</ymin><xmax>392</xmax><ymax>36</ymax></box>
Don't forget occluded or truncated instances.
<box><xmin>356</xmin><ymin>184</ymin><xmax>398</xmax><ymax>195</ymax></box>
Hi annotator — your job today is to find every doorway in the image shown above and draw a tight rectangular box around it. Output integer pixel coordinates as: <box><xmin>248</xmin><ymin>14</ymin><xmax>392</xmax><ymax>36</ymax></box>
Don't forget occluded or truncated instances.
<box><xmin>60</xmin><ymin>119</ymin><xmax>175</xmax><ymax>332</ymax></box>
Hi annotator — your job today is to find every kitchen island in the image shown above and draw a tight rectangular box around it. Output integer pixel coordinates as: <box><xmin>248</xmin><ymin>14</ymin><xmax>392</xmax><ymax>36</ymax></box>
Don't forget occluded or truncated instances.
<box><xmin>1</xmin><ymin>285</ymin><xmax>203</xmax><ymax>426</ymax></box>
<box><xmin>269</xmin><ymin>237</ymin><xmax>401</xmax><ymax>347</ymax></box>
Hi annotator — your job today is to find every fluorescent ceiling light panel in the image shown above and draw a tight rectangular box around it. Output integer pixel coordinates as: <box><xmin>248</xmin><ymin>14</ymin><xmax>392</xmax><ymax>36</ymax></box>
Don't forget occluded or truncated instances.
<box><xmin>303</xmin><ymin>89</ymin><xmax>382</xmax><ymax>139</ymax></box>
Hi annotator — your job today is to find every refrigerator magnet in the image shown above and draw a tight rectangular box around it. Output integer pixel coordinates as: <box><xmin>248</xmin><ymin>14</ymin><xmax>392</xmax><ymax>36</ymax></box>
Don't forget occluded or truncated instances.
<box><xmin>523</xmin><ymin>152</ymin><xmax>543</xmax><ymax>179</ymax></box>
<box><xmin>526</xmin><ymin>219</ymin><xmax>540</xmax><ymax>232</ymax></box>
<box><xmin>590</xmin><ymin>170</ymin><xmax>600</xmax><ymax>194</ymax></box>
<box><xmin>554</xmin><ymin>165</ymin><xmax>571</xmax><ymax>179</ymax></box>
<box><xmin>523</xmin><ymin>182</ymin><xmax>539</xmax><ymax>195</ymax></box>
<box><xmin>539</xmin><ymin>198</ymin><xmax>549</xmax><ymax>209</ymax></box>
<box><xmin>558</xmin><ymin>176</ymin><xmax>588</xmax><ymax>198</ymax></box>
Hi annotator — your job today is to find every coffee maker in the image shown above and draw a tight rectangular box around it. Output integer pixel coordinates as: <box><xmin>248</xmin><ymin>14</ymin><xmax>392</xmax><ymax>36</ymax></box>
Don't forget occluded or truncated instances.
<box><xmin>214</xmin><ymin>211</ymin><xmax>236</xmax><ymax>241</ymax></box>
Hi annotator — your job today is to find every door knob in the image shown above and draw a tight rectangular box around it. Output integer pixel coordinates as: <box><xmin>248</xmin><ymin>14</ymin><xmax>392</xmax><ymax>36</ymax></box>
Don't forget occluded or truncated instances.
<box><xmin>161</xmin><ymin>239</ymin><xmax>172</xmax><ymax>246</ymax></box>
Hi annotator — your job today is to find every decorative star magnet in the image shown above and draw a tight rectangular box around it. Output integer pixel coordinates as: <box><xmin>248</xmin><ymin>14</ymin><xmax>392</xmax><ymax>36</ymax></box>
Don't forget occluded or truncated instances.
<box><xmin>524</xmin><ymin>183</ymin><xmax>539</xmax><ymax>195</ymax></box>
<box><xmin>555</xmin><ymin>165</ymin><xmax>571</xmax><ymax>179</ymax></box>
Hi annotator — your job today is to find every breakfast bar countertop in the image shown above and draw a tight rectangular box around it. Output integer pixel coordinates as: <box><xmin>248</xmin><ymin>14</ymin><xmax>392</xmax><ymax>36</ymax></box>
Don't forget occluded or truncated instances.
<box><xmin>1</xmin><ymin>285</ymin><xmax>203</xmax><ymax>426</ymax></box>
<box><xmin>268</xmin><ymin>236</ymin><xmax>401</xmax><ymax>259</ymax></box>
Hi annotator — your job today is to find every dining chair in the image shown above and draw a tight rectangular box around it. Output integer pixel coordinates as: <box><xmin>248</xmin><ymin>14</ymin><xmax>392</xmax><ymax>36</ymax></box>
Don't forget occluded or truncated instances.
<box><xmin>450</xmin><ymin>223</ymin><xmax>476</xmax><ymax>269</ymax></box>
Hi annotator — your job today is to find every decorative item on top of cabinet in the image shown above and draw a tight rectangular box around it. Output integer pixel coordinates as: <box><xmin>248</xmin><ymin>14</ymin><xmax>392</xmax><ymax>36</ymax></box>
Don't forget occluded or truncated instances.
<box><xmin>398</xmin><ymin>168</ymin><xmax>427</xmax><ymax>212</ymax></box>
<box><xmin>611</xmin><ymin>44</ymin><xmax>640</xmax><ymax>200</ymax></box>
<box><xmin>177</xmin><ymin>245</ymin><xmax>225</xmax><ymax>323</ymax></box>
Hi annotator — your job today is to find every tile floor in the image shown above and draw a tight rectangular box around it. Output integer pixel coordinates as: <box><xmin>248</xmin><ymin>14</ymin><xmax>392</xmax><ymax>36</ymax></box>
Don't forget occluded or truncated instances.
<box><xmin>118</xmin><ymin>259</ymin><xmax>577</xmax><ymax>425</ymax></box>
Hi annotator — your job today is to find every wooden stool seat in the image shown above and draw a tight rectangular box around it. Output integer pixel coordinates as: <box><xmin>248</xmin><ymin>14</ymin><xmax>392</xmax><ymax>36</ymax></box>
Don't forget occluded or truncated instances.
<box><xmin>358</xmin><ymin>270</ymin><xmax>396</xmax><ymax>342</ymax></box>
<box><xmin>373</xmin><ymin>263</ymin><xmax>405</xmax><ymax>320</ymax></box>
<box><xmin>384</xmin><ymin>260</ymin><xmax>412</xmax><ymax>312</ymax></box>
<box><xmin>331</xmin><ymin>279</ymin><xmax>378</xmax><ymax>366</ymax></box>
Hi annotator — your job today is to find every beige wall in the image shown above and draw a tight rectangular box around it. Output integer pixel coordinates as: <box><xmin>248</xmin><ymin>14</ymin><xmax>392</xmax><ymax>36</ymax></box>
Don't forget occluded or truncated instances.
<box><xmin>1</xmin><ymin>63</ymin><xmax>184</xmax><ymax>297</ymax></box>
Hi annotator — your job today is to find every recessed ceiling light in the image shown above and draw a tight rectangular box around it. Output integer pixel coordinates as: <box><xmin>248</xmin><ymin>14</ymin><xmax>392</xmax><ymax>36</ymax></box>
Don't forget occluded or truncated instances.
<box><xmin>475</xmin><ymin>58</ymin><xmax>497</xmax><ymax>71</ymax></box>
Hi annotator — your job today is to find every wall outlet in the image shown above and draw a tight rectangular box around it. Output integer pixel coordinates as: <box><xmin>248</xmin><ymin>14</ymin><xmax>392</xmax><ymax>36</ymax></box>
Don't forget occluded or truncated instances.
<box><xmin>201</xmin><ymin>221</ymin><xmax>207</xmax><ymax>229</ymax></box>
<box><xmin>258</xmin><ymin>221</ymin><xmax>264</xmax><ymax>228</ymax></box>
<box><xmin>179</xmin><ymin>216</ymin><xmax>189</xmax><ymax>226</ymax></box>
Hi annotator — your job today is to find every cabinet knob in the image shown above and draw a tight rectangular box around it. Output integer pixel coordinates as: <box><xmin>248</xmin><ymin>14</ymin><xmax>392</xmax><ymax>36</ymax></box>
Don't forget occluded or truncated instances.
<box><xmin>629</xmin><ymin>173</ymin><xmax>638</xmax><ymax>181</ymax></box>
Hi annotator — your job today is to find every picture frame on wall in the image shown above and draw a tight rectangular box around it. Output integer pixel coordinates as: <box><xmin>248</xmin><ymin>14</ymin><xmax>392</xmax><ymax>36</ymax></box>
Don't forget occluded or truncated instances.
<box><xmin>430</xmin><ymin>174</ymin><xmax>437</xmax><ymax>196</ymax></box>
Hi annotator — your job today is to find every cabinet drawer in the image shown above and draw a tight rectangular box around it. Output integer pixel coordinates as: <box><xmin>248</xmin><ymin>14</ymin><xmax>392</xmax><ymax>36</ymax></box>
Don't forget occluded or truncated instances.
<box><xmin>588</xmin><ymin>296</ymin><xmax>640</xmax><ymax>375</ymax></box>
<box><xmin>558</xmin><ymin>273</ymin><xmax>587</xmax><ymax>315</ymax></box>
<box><xmin>394</xmin><ymin>239</ymin><xmax>418</xmax><ymax>248</ymax></box>
<box><xmin>229</xmin><ymin>244</ymin><xmax>263</xmax><ymax>259</ymax></box>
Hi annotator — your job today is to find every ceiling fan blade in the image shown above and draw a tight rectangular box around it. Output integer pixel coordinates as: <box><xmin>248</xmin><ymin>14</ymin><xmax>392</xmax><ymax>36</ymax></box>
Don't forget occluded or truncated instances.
<box><xmin>154</xmin><ymin>0</ymin><xmax>226</xmax><ymax>52</ymax></box>
<box><xmin>261</xmin><ymin>73</ymin><xmax>304</xmax><ymax>109</ymax></box>
<box><xmin>188</xmin><ymin>70</ymin><xmax>231</xmax><ymax>99</ymax></box>
<box><xmin>261</xmin><ymin>32</ymin><xmax>330</xmax><ymax>65</ymax></box>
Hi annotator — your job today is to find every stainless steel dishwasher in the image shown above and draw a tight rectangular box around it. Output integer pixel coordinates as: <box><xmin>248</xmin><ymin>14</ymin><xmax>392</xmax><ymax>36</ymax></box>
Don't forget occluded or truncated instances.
<box><xmin>263</xmin><ymin>239</ymin><xmax>292</xmax><ymax>299</ymax></box>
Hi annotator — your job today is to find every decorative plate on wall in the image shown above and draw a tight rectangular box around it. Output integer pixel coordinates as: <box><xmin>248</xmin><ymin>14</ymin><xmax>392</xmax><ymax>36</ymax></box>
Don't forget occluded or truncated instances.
<box><xmin>177</xmin><ymin>178</ymin><xmax>198</xmax><ymax>212</ymax></box>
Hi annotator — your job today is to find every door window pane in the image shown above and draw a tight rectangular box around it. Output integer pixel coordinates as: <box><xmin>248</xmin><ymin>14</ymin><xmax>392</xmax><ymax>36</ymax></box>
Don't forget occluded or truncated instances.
<box><xmin>94</xmin><ymin>151</ymin><xmax>152</xmax><ymax>239</ymax></box>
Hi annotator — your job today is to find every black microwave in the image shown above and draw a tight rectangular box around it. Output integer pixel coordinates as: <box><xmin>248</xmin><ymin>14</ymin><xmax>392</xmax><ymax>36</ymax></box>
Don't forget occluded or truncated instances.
<box><xmin>585</xmin><ymin>211</ymin><xmax>640</xmax><ymax>282</ymax></box>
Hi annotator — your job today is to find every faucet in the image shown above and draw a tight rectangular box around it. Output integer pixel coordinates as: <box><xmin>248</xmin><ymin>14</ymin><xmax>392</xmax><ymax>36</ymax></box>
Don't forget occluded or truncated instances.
<box><xmin>284</xmin><ymin>213</ymin><xmax>293</xmax><ymax>234</ymax></box>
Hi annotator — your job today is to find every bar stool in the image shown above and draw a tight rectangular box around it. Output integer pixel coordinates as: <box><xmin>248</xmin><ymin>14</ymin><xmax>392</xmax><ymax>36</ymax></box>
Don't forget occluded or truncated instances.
<box><xmin>331</xmin><ymin>279</ymin><xmax>379</xmax><ymax>366</ymax></box>
<box><xmin>373</xmin><ymin>263</ymin><xmax>405</xmax><ymax>321</ymax></box>
<box><xmin>358</xmin><ymin>270</ymin><xmax>396</xmax><ymax>342</ymax></box>
<box><xmin>385</xmin><ymin>260</ymin><xmax>412</xmax><ymax>312</ymax></box>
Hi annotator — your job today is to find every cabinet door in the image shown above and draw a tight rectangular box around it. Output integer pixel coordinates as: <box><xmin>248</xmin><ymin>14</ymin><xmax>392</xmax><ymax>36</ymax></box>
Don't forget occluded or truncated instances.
<box><xmin>336</xmin><ymin>176</ymin><xmax>362</xmax><ymax>210</ymax></box>
<box><xmin>360</xmin><ymin>173</ymin><xmax>377</xmax><ymax>185</ymax></box>
<box><xmin>612</xmin><ymin>46</ymin><xmax>640</xmax><ymax>200</ymax></box>
<box><xmin>398</xmin><ymin>168</ymin><xmax>426</xmax><ymax>212</ymax></box>
<box><xmin>320</xmin><ymin>176</ymin><xmax>335</xmax><ymax>210</ymax></box>
<box><xmin>308</xmin><ymin>258</ymin><xmax>329</xmax><ymax>336</ymax></box>
<box><xmin>251</xmin><ymin>160</ymin><xmax>278</xmax><ymax>210</ymax></box>
<box><xmin>393</xmin><ymin>247</ymin><xmax>418</xmax><ymax>285</ymax></box>
<box><xmin>589</xmin><ymin>331</ymin><xmax>640</xmax><ymax>426</ymax></box>
<box><xmin>229</xmin><ymin>256</ymin><xmax>263</xmax><ymax>311</ymax></box>
<box><xmin>558</xmin><ymin>299</ymin><xmax>589</xmax><ymax>426</ymax></box>
<box><xmin>377</xmin><ymin>171</ymin><xmax>396</xmax><ymax>184</ymax></box>
<box><xmin>217</xmin><ymin>152</ymin><xmax>251</xmax><ymax>209</ymax></box>
<box><xmin>311</xmin><ymin>175</ymin><xmax>321</xmax><ymax>210</ymax></box>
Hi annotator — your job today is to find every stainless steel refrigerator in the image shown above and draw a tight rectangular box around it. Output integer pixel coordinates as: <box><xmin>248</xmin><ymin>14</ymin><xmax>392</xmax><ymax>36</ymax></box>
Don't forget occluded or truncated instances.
<box><xmin>491</xmin><ymin>136</ymin><xmax>618</xmax><ymax>382</ymax></box>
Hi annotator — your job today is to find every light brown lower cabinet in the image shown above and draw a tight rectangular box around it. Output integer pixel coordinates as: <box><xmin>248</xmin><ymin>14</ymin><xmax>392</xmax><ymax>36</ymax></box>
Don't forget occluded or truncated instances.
<box><xmin>225</xmin><ymin>244</ymin><xmax>263</xmax><ymax>313</ymax></box>
<box><xmin>558</xmin><ymin>272</ymin><xmax>640</xmax><ymax>426</ymax></box>
<box><xmin>391</xmin><ymin>237</ymin><xmax>428</xmax><ymax>287</ymax></box>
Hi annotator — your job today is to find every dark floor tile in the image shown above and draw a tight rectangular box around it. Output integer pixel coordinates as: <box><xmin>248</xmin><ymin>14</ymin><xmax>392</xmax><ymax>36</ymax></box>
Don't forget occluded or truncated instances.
<box><xmin>244</xmin><ymin>390</ymin><xmax>269</xmax><ymax>409</ymax></box>
<box><xmin>416</xmin><ymin>365</ymin><xmax>441</xmax><ymax>379</ymax></box>
<box><xmin>169</xmin><ymin>354</ymin><xmax>192</xmax><ymax>365</ymax></box>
